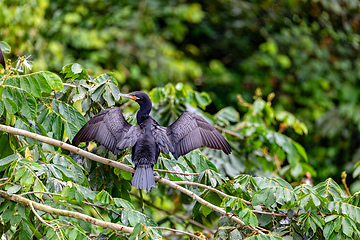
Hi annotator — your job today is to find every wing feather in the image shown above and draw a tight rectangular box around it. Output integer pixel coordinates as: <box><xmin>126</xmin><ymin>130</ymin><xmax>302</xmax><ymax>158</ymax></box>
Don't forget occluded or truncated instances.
<box><xmin>72</xmin><ymin>107</ymin><xmax>133</xmax><ymax>154</ymax></box>
<box><xmin>167</xmin><ymin>112</ymin><xmax>231</xmax><ymax>159</ymax></box>
<box><xmin>151</xmin><ymin>121</ymin><xmax>174</xmax><ymax>154</ymax></box>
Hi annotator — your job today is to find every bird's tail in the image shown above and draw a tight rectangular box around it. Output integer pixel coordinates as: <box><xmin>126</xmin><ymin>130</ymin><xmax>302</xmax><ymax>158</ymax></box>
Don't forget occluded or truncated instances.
<box><xmin>132</xmin><ymin>165</ymin><xmax>155</xmax><ymax>192</ymax></box>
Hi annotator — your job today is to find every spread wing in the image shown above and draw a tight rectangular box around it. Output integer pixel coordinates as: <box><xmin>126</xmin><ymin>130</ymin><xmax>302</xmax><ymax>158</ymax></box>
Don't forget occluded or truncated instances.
<box><xmin>151</xmin><ymin>123</ymin><xmax>174</xmax><ymax>154</ymax></box>
<box><xmin>167</xmin><ymin>112</ymin><xmax>231</xmax><ymax>159</ymax></box>
<box><xmin>72</xmin><ymin>107</ymin><xmax>133</xmax><ymax>155</ymax></box>
<box><xmin>116</xmin><ymin>125</ymin><xmax>142</xmax><ymax>150</ymax></box>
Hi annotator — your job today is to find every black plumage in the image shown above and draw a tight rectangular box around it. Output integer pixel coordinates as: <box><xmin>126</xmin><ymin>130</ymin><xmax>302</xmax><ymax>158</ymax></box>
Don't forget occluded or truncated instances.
<box><xmin>0</xmin><ymin>47</ymin><xmax>5</xmax><ymax>69</ymax></box>
<box><xmin>72</xmin><ymin>91</ymin><xmax>231</xmax><ymax>191</ymax></box>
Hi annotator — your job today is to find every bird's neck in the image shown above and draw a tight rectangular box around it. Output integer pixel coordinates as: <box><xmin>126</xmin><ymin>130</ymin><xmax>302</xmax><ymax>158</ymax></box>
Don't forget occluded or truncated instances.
<box><xmin>136</xmin><ymin>101</ymin><xmax>152</xmax><ymax>125</ymax></box>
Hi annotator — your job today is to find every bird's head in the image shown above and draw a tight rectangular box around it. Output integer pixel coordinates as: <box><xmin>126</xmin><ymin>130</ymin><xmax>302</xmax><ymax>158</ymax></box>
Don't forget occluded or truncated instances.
<box><xmin>119</xmin><ymin>91</ymin><xmax>151</xmax><ymax>106</ymax></box>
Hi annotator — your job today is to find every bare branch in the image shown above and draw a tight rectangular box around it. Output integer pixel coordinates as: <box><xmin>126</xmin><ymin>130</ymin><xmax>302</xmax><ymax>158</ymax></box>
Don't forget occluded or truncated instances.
<box><xmin>153</xmin><ymin>227</ymin><xmax>205</xmax><ymax>240</ymax></box>
<box><xmin>215</xmin><ymin>125</ymin><xmax>242</xmax><ymax>138</ymax></box>
<box><xmin>63</xmin><ymin>83</ymin><xmax>77</xmax><ymax>88</ymax></box>
<box><xmin>19</xmin><ymin>191</ymin><xmax>61</xmax><ymax>197</ymax></box>
<box><xmin>0</xmin><ymin>190</ymin><xmax>133</xmax><ymax>234</ymax></box>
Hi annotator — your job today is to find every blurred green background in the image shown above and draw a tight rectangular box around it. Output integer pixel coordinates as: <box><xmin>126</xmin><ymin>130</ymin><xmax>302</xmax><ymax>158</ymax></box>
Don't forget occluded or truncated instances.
<box><xmin>1</xmin><ymin>0</ymin><xmax>360</xmax><ymax>189</ymax></box>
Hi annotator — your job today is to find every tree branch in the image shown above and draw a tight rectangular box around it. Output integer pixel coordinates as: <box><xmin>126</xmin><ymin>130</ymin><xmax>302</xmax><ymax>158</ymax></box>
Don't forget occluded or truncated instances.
<box><xmin>0</xmin><ymin>124</ymin><xmax>265</xmax><ymax>235</ymax></box>
<box><xmin>0</xmin><ymin>190</ymin><xmax>133</xmax><ymax>234</ymax></box>
<box><xmin>153</xmin><ymin>227</ymin><xmax>205</xmax><ymax>240</ymax></box>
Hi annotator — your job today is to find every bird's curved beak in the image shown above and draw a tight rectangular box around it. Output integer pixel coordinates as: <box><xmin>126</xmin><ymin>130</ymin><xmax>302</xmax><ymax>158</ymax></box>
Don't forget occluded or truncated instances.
<box><xmin>119</xmin><ymin>93</ymin><xmax>138</xmax><ymax>100</ymax></box>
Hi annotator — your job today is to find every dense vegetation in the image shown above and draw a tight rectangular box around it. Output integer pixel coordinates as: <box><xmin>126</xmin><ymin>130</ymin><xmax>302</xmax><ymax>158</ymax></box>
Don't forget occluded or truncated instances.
<box><xmin>1</xmin><ymin>0</ymin><xmax>360</xmax><ymax>239</ymax></box>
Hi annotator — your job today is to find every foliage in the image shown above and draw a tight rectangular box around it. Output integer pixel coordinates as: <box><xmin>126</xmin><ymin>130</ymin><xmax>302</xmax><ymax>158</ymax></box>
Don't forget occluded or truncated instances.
<box><xmin>0</xmin><ymin>44</ymin><xmax>358</xmax><ymax>239</ymax></box>
<box><xmin>2</xmin><ymin>0</ymin><xmax>360</xmax><ymax>192</ymax></box>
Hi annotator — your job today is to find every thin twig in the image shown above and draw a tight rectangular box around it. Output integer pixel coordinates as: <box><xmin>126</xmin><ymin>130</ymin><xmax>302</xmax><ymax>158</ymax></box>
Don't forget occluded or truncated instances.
<box><xmin>119</xmin><ymin>100</ymin><xmax>134</xmax><ymax>110</ymax></box>
<box><xmin>251</xmin><ymin>209</ymin><xmax>287</xmax><ymax>217</ymax></box>
<box><xmin>29</xmin><ymin>202</ymin><xmax>61</xmax><ymax>239</ymax></box>
<box><xmin>0</xmin><ymin>165</ymin><xmax>17</xmax><ymax>187</ymax></box>
<box><xmin>215</xmin><ymin>125</ymin><xmax>242</xmax><ymax>138</ymax></box>
<box><xmin>153</xmin><ymin>227</ymin><xmax>205</xmax><ymax>240</ymax></box>
<box><xmin>19</xmin><ymin>191</ymin><xmax>61</xmax><ymax>197</ymax></box>
<box><xmin>63</xmin><ymin>83</ymin><xmax>77</xmax><ymax>88</ymax></box>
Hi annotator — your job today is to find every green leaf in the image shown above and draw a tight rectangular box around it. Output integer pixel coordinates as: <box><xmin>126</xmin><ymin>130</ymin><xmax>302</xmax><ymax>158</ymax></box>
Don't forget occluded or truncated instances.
<box><xmin>120</xmin><ymin>209</ymin><xmax>158</xmax><ymax>227</ymax></box>
<box><xmin>71</xmin><ymin>63</ymin><xmax>83</xmax><ymax>74</ymax></box>
<box><xmin>0</xmin><ymin>99</ymin><xmax>4</xmax><ymax>117</ymax></box>
<box><xmin>41</xmin><ymin>71</ymin><xmax>63</xmax><ymax>91</ymax></box>
<box><xmin>0</xmin><ymin>41</ymin><xmax>10</xmax><ymax>54</ymax></box>
<box><xmin>114</xmin><ymin>198</ymin><xmax>135</xmax><ymax>210</ymax></box>
<box><xmin>7</xmin><ymin>185</ymin><xmax>21</xmax><ymax>195</ymax></box>
<box><xmin>19</xmin><ymin>221</ymin><xmax>33</xmax><ymax>240</ymax></box>
<box><xmin>34</xmin><ymin>73</ymin><xmax>51</xmax><ymax>93</ymax></box>
<box><xmin>315</xmin><ymin>178</ymin><xmax>345</xmax><ymax>200</ymax></box>
<box><xmin>244</xmin><ymin>234</ymin><xmax>285</xmax><ymax>240</ymax></box>
<box><xmin>104</xmin><ymin>85</ymin><xmax>115</xmax><ymax>106</ymax></box>
<box><xmin>10</xmin><ymin>214</ymin><xmax>22</xmax><ymax>226</ymax></box>
<box><xmin>33</xmin><ymin>179</ymin><xmax>44</xmax><ymax>198</ymax></box>
<box><xmin>95</xmin><ymin>190</ymin><xmax>112</xmax><ymax>205</ymax></box>
<box><xmin>253</xmin><ymin>99</ymin><xmax>265</xmax><ymax>114</ymax></box>
<box><xmin>201</xmin><ymin>205</ymin><xmax>212</xmax><ymax>217</ymax></box>
<box><xmin>195</xmin><ymin>91</ymin><xmax>211</xmax><ymax>109</ymax></box>
<box><xmin>0</xmin><ymin>154</ymin><xmax>18</xmax><ymax>171</ymax></box>
<box><xmin>2</xmin><ymin>208</ymin><xmax>14</xmax><ymax>223</ymax></box>
<box><xmin>21</xmin><ymin>92</ymin><xmax>37</xmax><ymax>119</ymax></box>
<box><xmin>252</xmin><ymin>188</ymin><xmax>269</xmax><ymax>206</ymax></box>
<box><xmin>342</xmin><ymin>217</ymin><xmax>353</xmax><ymax>237</ymax></box>
<box><xmin>324</xmin><ymin>221</ymin><xmax>335</xmax><ymax>239</ymax></box>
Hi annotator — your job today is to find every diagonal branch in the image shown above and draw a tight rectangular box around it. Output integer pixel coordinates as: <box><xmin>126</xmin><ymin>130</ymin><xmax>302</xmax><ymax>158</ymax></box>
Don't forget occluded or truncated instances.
<box><xmin>0</xmin><ymin>190</ymin><xmax>133</xmax><ymax>234</ymax></box>
<box><xmin>0</xmin><ymin>124</ymin><xmax>265</xmax><ymax>235</ymax></box>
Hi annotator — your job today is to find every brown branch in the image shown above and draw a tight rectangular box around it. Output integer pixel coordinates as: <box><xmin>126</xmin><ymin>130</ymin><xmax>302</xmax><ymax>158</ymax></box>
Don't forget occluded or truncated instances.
<box><xmin>63</xmin><ymin>83</ymin><xmax>77</xmax><ymax>88</ymax></box>
<box><xmin>0</xmin><ymin>190</ymin><xmax>133</xmax><ymax>234</ymax></box>
<box><xmin>153</xmin><ymin>227</ymin><xmax>205</xmax><ymax>240</ymax></box>
<box><xmin>215</xmin><ymin>125</ymin><xmax>242</xmax><ymax>138</ymax></box>
<box><xmin>173</xmin><ymin>181</ymin><xmax>251</xmax><ymax>205</ymax></box>
<box><xmin>0</xmin><ymin>124</ymin><xmax>265</xmax><ymax>235</ymax></box>
<box><xmin>173</xmin><ymin>181</ymin><xmax>286</xmax><ymax>217</ymax></box>
<box><xmin>19</xmin><ymin>191</ymin><xmax>61</xmax><ymax>197</ymax></box>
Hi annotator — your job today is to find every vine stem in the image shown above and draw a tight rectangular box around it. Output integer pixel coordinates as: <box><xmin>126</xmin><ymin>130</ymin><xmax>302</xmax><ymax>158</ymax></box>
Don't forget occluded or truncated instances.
<box><xmin>0</xmin><ymin>124</ymin><xmax>265</xmax><ymax>235</ymax></box>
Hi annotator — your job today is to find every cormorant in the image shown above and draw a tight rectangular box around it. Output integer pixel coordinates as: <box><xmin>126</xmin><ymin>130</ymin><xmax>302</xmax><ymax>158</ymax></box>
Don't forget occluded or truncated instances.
<box><xmin>72</xmin><ymin>91</ymin><xmax>231</xmax><ymax>191</ymax></box>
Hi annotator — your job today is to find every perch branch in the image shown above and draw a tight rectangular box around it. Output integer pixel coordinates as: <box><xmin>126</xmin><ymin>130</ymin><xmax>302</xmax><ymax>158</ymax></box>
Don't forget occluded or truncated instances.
<box><xmin>0</xmin><ymin>190</ymin><xmax>133</xmax><ymax>234</ymax></box>
<box><xmin>153</xmin><ymin>227</ymin><xmax>205</xmax><ymax>240</ymax></box>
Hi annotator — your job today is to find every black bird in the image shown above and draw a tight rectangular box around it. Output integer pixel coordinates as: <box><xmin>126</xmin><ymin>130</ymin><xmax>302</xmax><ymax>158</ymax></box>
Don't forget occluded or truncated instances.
<box><xmin>72</xmin><ymin>91</ymin><xmax>231</xmax><ymax>191</ymax></box>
